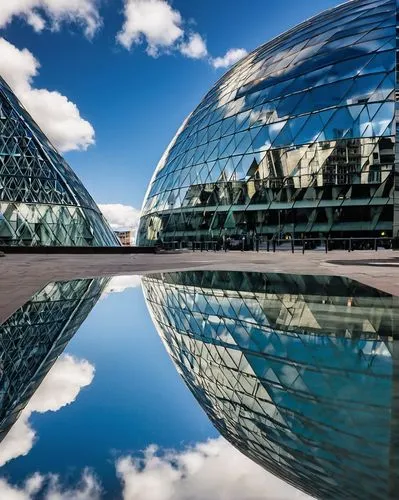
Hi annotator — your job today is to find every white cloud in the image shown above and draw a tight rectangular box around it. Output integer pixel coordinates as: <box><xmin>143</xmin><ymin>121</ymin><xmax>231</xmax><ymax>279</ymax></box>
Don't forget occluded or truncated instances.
<box><xmin>98</xmin><ymin>203</ymin><xmax>141</xmax><ymax>237</ymax></box>
<box><xmin>40</xmin><ymin>470</ymin><xmax>102</xmax><ymax>500</ymax></box>
<box><xmin>117</xmin><ymin>0</ymin><xmax>184</xmax><ymax>55</ymax></box>
<box><xmin>0</xmin><ymin>0</ymin><xmax>102</xmax><ymax>38</ymax></box>
<box><xmin>118</xmin><ymin>0</ymin><xmax>252</xmax><ymax>65</ymax></box>
<box><xmin>26</xmin><ymin>355</ymin><xmax>94</xmax><ymax>414</ymax></box>
<box><xmin>0</xmin><ymin>38</ymin><xmax>95</xmax><ymax>152</ymax></box>
<box><xmin>211</xmin><ymin>48</ymin><xmax>248</xmax><ymax>69</ymax></box>
<box><xmin>116</xmin><ymin>437</ymin><xmax>312</xmax><ymax>500</ymax></box>
<box><xmin>0</xmin><ymin>470</ymin><xmax>101</xmax><ymax>500</ymax></box>
<box><xmin>0</xmin><ymin>437</ymin><xmax>312</xmax><ymax>499</ymax></box>
<box><xmin>0</xmin><ymin>474</ymin><xmax>43</xmax><ymax>500</ymax></box>
<box><xmin>0</xmin><ymin>416</ymin><xmax>36</xmax><ymax>469</ymax></box>
<box><xmin>180</xmin><ymin>33</ymin><xmax>208</xmax><ymax>59</ymax></box>
<box><xmin>23</xmin><ymin>87</ymin><xmax>95</xmax><ymax>152</ymax></box>
<box><xmin>102</xmin><ymin>275</ymin><xmax>142</xmax><ymax>296</ymax></box>
<box><xmin>0</xmin><ymin>355</ymin><xmax>94</xmax><ymax>466</ymax></box>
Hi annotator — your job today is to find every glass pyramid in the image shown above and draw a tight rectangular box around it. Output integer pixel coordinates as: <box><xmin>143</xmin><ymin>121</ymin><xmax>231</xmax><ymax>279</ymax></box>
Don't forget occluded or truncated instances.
<box><xmin>0</xmin><ymin>77</ymin><xmax>119</xmax><ymax>246</ymax></box>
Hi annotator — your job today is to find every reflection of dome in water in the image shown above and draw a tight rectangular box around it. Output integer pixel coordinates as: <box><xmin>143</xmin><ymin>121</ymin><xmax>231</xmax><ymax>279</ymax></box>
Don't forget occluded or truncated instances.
<box><xmin>139</xmin><ymin>0</ymin><xmax>397</xmax><ymax>245</ymax></box>
<box><xmin>0</xmin><ymin>76</ymin><xmax>119</xmax><ymax>246</ymax></box>
<box><xmin>143</xmin><ymin>270</ymin><xmax>399</xmax><ymax>500</ymax></box>
<box><xmin>0</xmin><ymin>278</ymin><xmax>108</xmax><ymax>442</ymax></box>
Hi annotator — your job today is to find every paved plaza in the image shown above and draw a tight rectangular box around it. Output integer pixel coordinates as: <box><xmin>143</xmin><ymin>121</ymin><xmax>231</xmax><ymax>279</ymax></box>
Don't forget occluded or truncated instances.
<box><xmin>1</xmin><ymin>249</ymin><xmax>398</xmax><ymax>324</ymax></box>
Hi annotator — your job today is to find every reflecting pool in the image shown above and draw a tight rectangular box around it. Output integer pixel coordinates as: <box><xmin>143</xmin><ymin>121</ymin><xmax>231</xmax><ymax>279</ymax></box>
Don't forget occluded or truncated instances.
<box><xmin>0</xmin><ymin>270</ymin><xmax>398</xmax><ymax>499</ymax></box>
<box><xmin>0</xmin><ymin>278</ymin><xmax>108</xmax><ymax>444</ymax></box>
<box><xmin>143</xmin><ymin>271</ymin><xmax>399</xmax><ymax>500</ymax></box>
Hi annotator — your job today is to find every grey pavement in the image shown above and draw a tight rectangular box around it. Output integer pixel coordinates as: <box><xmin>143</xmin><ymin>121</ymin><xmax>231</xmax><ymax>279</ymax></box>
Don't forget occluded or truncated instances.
<box><xmin>1</xmin><ymin>249</ymin><xmax>398</xmax><ymax>323</ymax></box>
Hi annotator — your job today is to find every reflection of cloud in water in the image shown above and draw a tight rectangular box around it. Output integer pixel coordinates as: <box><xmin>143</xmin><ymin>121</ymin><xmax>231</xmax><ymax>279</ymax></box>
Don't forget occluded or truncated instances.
<box><xmin>0</xmin><ymin>354</ymin><xmax>94</xmax><ymax>466</ymax></box>
<box><xmin>0</xmin><ymin>468</ymin><xmax>101</xmax><ymax>499</ymax></box>
<box><xmin>102</xmin><ymin>275</ymin><xmax>142</xmax><ymax>298</ymax></box>
<box><xmin>116</xmin><ymin>437</ymin><xmax>311</xmax><ymax>500</ymax></box>
<box><xmin>0</xmin><ymin>437</ymin><xmax>309</xmax><ymax>499</ymax></box>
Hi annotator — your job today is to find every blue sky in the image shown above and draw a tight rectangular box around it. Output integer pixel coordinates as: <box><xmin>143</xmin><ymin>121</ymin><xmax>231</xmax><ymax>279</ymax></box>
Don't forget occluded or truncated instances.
<box><xmin>0</xmin><ymin>0</ymin><xmax>339</xmax><ymax>232</ymax></box>
<box><xmin>0</xmin><ymin>1</ymin><xmax>384</xmax><ymax>497</ymax></box>
<box><xmin>0</xmin><ymin>1</ymin><xmax>344</xmax><ymax>497</ymax></box>
<box><xmin>0</xmin><ymin>276</ymin><xmax>311</xmax><ymax>499</ymax></box>
<box><xmin>1</xmin><ymin>279</ymin><xmax>216</xmax><ymax>495</ymax></box>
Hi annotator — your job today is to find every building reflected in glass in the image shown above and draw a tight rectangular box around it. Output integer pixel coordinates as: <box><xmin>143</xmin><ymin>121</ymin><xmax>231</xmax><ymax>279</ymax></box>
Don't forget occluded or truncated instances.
<box><xmin>138</xmin><ymin>0</ymin><xmax>397</xmax><ymax>245</ymax></box>
<box><xmin>0</xmin><ymin>277</ymin><xmax>107</xmax><ymax>443</ymax></box>
<box><xmin>143</xmin><ymin>270</ymin><xmax>399</xmax><ymax>499</ymax></box>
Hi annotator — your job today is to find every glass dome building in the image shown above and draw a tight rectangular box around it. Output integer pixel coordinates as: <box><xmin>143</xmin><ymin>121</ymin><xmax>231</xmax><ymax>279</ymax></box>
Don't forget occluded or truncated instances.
<box><xmin>0</xmin><ymin>76</ymin><xmax>119</xmax><ymax>246</ymax></box>
<box><xmin>138</xmin><ymin>0</ymin><xmax>397</xmax><ymax>246</ymax></box>
<box><xmin>0</xmin><ymin>277</ymin><xmax>108</xmax><ymax>443</ymax></box>
<box><xmin>143</xmin><ymin>270</ymin><xmax>399</xmax><ymax>499</ymax></box>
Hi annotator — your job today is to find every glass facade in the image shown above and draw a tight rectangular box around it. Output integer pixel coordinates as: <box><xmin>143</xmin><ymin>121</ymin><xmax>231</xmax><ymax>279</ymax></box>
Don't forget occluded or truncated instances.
<box><xmin>138</xmin><ymin>0</ymin><xmax>397</xmax><ymax>245</ymax></box>
<box><xmin>143</xmin><ymin>270</ymin><xmax>399</xmax><ymax>499</ymax></box>
<box><xmin>0</xmin><ymin>77</ymin><xmax>119</xmax><ymax>246</ymax></box>
<box><xmin>0</xmin><ymin>277</ymin><xmax>107</xmax><ymax>443</ymax></box>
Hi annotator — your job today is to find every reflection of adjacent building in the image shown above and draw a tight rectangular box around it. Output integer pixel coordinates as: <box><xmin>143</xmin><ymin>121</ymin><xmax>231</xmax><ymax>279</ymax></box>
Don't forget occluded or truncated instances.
<box><xmin>114</xmin><ymin>230</ymin><xmax>133</xmax><ymax>246</ymax></box>
<box><xmin>0</xmin><ymin>277</ymin><xmax>107</xmax><ymax>443</ymax></box>
<box><xmin>141</xmin><ymin>135</ymin><xmax>395</xmax><ymax>243</ymax></box>
<box><xmin>143</xmin><ymin>271</ymin><xmax>399</xmax><ymax>500</ymax></box>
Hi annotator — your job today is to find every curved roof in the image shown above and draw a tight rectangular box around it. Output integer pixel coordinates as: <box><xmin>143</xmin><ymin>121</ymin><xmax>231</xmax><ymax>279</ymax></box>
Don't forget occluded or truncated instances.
<box><xmin>143</xmin><ymin>269</ymin><xmax>398</xmax><ymax>499</ymax></box>
<box><xmin>0</xmin><ymin>77</ymin><xmax>119</xmax><ymax>246</ymax></box>
<box><xmin>139</xmin><ymin>0</ymin><xmax>396</xmax><ymax>243</ymax></box>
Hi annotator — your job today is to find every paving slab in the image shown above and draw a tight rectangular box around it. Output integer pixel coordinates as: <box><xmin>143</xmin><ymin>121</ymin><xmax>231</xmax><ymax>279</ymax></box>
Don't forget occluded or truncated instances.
<box><xmin>1</xmin><ymin>250</ymin><xmax>398</xmax><ymax>323</ymax></box>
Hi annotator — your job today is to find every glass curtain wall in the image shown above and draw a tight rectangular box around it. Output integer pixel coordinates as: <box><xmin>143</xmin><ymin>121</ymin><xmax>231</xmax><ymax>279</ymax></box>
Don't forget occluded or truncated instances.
<box><xmin>138</xmin><ymin>0</ymin><xmax>397</xmax><ymax>245</ymax></box>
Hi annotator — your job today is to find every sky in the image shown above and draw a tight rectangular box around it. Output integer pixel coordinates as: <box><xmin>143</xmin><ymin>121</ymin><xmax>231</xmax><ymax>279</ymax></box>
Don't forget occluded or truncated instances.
<box><xmin>0</xmin><ymin>0</ymin><xmax>340</xmax><ymax>237</ymax></box>
<box><xmin>0</xmin><ymin>1</ymin><xmax>349</xmax><ymax>497</ymax></box>
<box><xmin>0</xmin><ymin>2</ymin><xmax>381</xmax><ymax>497</ymax></box>
<box><xmin>0</xmin><ymin>276</ymin><xmax>312</xmax><ymax>499</ymax></box>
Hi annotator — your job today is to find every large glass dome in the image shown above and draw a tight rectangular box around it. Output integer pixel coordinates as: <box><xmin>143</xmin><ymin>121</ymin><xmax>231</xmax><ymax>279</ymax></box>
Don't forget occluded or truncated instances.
<box><xmin>0</xmin><ymin>76</ymin><xmax>119</xmax><ymax>246</ymax></box>
<box><xmin>138</xmin><ymin>0</ymin><xmax>397</xmax><ymax>246</ymax></box>
<box><xmin>143</xmin><ymin>270</ymin><xmax>398</xmax><ymax>499</ymax></box>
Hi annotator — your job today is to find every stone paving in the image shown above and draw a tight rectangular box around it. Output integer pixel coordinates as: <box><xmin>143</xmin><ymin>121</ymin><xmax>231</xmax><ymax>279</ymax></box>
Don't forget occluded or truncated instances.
<box><xmin>1</xmin><ymin>249</ymin><xmax>398</xmax><ymax>323</ymax></box>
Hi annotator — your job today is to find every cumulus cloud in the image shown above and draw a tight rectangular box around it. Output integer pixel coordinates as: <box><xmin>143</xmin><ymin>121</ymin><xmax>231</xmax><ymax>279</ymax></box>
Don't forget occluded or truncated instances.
<box><xmin>117</xmin><ymin>0</ymin><xmax>184</xmax><ymax>56</ymax></box>
<box><xmin>102</xmin><ymin>275</ymin><xmax>142</xmax><ymax>297</ymax></box>
<box><xmin>117</xmin><ymin>0</ymin><xmax>246</xmax><ymax>65</ymax></box>
<box><xmin>40</xmin><ymin>471</ymin><xmax>101</xmax><ymax>500</ymax></box>
<box><xmin>0</xmin><ymin>415</ymin><xmax>36</xmax><ymax>469</ymax></box>
<box><xmin>0</xmin><ymin>474</ymin><xmax>43</xmax><ymax>500</ymax></box>
<box><xmin>211</xmin><ymin>48</ymin><xmax>248</xmax><ymax>69</ymax></box>
<box><xmin>98</xmin><ymin>204</ymin><xmax>141</xmax><ymax>240</ymax></box>
<box><xmin>116</xmin><ymin>437</ymin><xmax>312</xmax><ymax>500</ymax></box>
<box><xmin>0</xmin><ymin>355</ymin><xmax>94</xmax><ymax>466</ymax></box>
<box><xmin>0</xmin><ymin>38</ymin><xmax>95</xmax><ymax>152</ymax></box>
<box><xmin>0</xmin><ymin>0</ymin><xmax>102</xmax><ymax>38</ymax></box>
<box><xmin>0</xmin><ymin>470</ymin><xmax>101</xmax><ymax>500</ymax></box>
<box><xmin>0</xmin><ymin>436</ymin><xmax>312</xmax><ymax>499</ymax></box>
<box><xmin>180</xmin><ymin>33</ymin><xmax>208</xmax><ymax>59</ymax></box>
